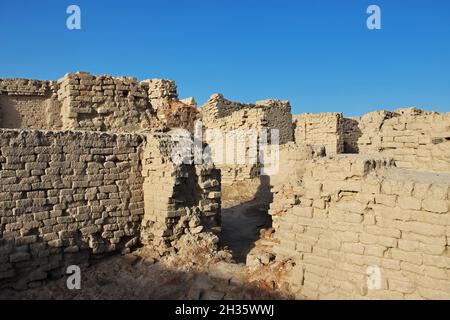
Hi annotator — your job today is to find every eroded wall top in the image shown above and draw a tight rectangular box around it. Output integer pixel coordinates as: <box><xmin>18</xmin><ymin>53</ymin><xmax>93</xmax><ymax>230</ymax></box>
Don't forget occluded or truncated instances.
<box><xmin>0</xmin><ymin>73</ymin><xmax>197</xmax><ymax>133</ymax></box>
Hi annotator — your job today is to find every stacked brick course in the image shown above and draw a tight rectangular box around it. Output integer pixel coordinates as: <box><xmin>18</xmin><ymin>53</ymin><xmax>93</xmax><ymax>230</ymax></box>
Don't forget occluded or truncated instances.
<box><xmin>0</xmin><ymin>129</ymin><xmax>144</xmax><ymax>289</ymax></box>
<box><xmin>356</xmin><ymin>108</ymin><xmax>450</xmax><ymax>172</ymax></box>
<box><xmin>201</xmin><ymin>94</ymin><xmax>293</xmax><ymax>186</ymax></box>
<box><xmin>0</xmin><ymin>79</ymin><xmax>60</xmax><ymax>130</ymax></box>
<box><xmin>270</xmin><ymin>155</ymin><xmax>450</xmax><ymax>299</ymax></box>
<box><xmin>57</xmin><ymin>73</ymin><xmax>154</xmax><ymax>132</ymax></box>
<box><xmin>140</xmin><ymin>133</ymin><xmax>221</xmax><ymax>254</ymax></box>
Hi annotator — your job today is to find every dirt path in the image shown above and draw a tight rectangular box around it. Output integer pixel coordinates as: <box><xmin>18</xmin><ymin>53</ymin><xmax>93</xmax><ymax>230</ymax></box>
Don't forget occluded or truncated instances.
<box><xmin>221</xmin><ymin>200</ymin><xmax>272</xmax><ymax>263</ymax></box>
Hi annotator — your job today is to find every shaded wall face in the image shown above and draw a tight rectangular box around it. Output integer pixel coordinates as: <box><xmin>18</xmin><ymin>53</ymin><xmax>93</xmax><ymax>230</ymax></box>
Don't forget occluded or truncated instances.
<box><xmin>0</xmin><ymin>96</ymin><xmax>62</xmax><ymax>130</ymax></box>
<box><xmin>340</xmin><ymin>118</ymin><xmax>361</xmax><ymax>154</ymax></box>
<box><xmin>0</xmin><ymin>129</ymin><xmax>223</xmax><ymax>289</ymax></box>
<box><xmin>57</xmin><ymin>74</ymin><xmax>154</xmax><ymax>132</ymax></box>
<box><xmin>263</xmin><ymin>105</ymin><xmax>294</xmax><ymax>145</ymax></box>
<box><xmin>0</xmin><ymin>130</ymin><xmax>144</xmax><ymax>289</ymax></box>
<box><xmin>0</xmin><ymin>79</ymin><xmax>59</xmax><ymax>131</ymax></box>
<box><xmin>140</xmin><ymin>134</ymin><xmax>221</xmax><ymax>253</ymax></box>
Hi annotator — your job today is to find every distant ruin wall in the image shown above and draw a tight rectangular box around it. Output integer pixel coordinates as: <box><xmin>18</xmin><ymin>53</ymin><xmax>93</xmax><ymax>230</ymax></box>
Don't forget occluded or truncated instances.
<box><xmin>57</xmin><ymin>73</ymin><xmax>154</xmax><ymax>132</ymax></box>
<box><xmin>0</xmin><ymin>73</ymin><xmax>196</xmax><ymax>133</ymax></box>
<box><xmin>270</xmin><ymin>155</ymin><xmax>450</xmax><ymax>300</ymax></box>
<box><xmin>0</xmin><ymin>130</ymin><xmax>145</xmax><ymax>289</ymax></box>
<box><xmin>293</xmin><ymin>113</ymin><xmax>344</xmax><ymax>155</ymax></box>
<box><xmin>356</xmin><ymin>109</ymin><xmax>450</xmax><ymax>172</ymax></box>
<box><xmin>201</xmin><ymin>94</ymin><xmax>293</xmax><ymax>186</ymax></box>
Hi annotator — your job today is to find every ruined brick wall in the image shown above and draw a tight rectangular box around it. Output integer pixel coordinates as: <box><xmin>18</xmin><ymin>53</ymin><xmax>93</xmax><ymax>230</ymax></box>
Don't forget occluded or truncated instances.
<box><xmin>0</xmin><ymin>130</ymin><xmax>145</xmax><ymax>289</ymax></box>
<box><xmin>356</xmin><ymin>108</ymin><xmax>450</xmax><ymax>172</ymax></box>
<box><xmin>0</xmin><ymin>79</ymin><xmax>61</xmax><ymax>130</ymax></box>
<box><xmin>140</xmin><ymin>133</ymin><xmax>221</xmax><ymax>255</ymax></box>
<box><xmin>293</xmin><ymin>113</ymin><xmax>344</xmax><ymax>155</ymax></box>
<box><xmin>0</xmin><ymin>73</ymin><xmax>197</xmax><ymax>133</ymax></box>
<box><xmin>201</xmin><ymin>94</ymin><xmax>293</xmax><ymax>186</ymax></box>
<box><xmin>270</xmin><ymin>155</ymin><xmax>450</xmax><ymax>300</ymax></box>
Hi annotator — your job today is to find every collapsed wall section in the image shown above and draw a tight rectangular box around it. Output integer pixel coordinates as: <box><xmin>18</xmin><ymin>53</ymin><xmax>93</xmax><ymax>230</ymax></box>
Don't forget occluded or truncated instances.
<box><xmin>140</xmin><ymin>133</ymin><xmax>222</xmax><ymax>255</ymax></box>
<box><xmin>0</xmin><ymin>129</ymin><xmax>145</xmax><ymax>289</ymax></box>
<box><xmin>270</xmin><ymin>155</ymin><xmax>450</xmax><ymax>300</ymax></box>
<box><xmin>57</xmin><ymin>73</ymin><xmax>154</xmax><ymax>131</ymax></box>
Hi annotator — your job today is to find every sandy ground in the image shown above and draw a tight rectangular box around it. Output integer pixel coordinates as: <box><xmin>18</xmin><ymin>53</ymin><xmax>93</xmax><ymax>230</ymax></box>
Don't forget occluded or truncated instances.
<box><xmin>221</xmin><ymin>199</ymin><xmax>272</xmax><ymax>263</ymax></box>
<box><xmin>0</xmin><ymin>199</ymin><xmax>291</xmax><ymax>300</ymax></box>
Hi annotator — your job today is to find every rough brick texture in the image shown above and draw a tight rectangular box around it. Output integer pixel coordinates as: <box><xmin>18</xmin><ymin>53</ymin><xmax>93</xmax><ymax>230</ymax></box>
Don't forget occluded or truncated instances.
<box><xmin>356</xmin><ymin>108</ymin><xmax>450</xmax><ymax>172</ymax></box>
<box><xmin>293</xmin><ymin>113</ymin><xmax>344</xmax><ymax>155</ymax></box>
<box><xmin>0</xmin><ymin>73</ymin><xmax>197</xmax><ymax>133</ymax></box>
<box><xmin>201</xmin><ymin>94</ymin><xmax>293</xmax><ymax>186</ymax></box>
<box><xmin>0</xmin><ymin>130</ymin><xmax>144</xmax><ymax>289</ymax></box>
<box><xmin>140</xmin><ymin>133</ymin><xmax>221</xmax><ymax>254</ymax></box>
<box><xmin>270</xmin><ymin>155</ymin><xmax>450</xmax><ymax>300</ymax></box>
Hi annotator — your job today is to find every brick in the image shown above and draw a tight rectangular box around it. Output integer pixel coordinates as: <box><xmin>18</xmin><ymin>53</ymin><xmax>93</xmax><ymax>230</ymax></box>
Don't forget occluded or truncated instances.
<box><xmin>422</xmin><ymin>199</ymin><xmax>448</xmax><ymax>213</ymax></box>
<box><xmin>397</xmin><ymin>196</ymin><xmax>421</xmax><ymax>210</ymax></box>
<box><xmin>391</xmin><ymin>249</ymin><xmax>422</xmax><ymax>265</ymax></box>
<box><xmin>375</xmin><ymin>194</ymin><xmax>397</xmax><ymax>207</ymax></box>
<box><xmin>293</xmin><ymin>206</ymin><xmax>313</xmax><ymax>218</ymax></box>
<box><xmin>10</xmin><ymin>252</ymin><xmax>30</xmax><ymax>263</ymax></box>
<box><xmin>341</xmin><ymin>243</ymin><xmax>364</xmax><ymax>254</ymax></box>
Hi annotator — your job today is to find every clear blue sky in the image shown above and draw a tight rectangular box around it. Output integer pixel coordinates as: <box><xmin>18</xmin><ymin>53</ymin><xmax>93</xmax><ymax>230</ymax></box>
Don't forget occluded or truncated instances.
<box><xmin>1</xmin><ymin>0</ymin><xmax>449</xmax><ymax>116</ymax></box>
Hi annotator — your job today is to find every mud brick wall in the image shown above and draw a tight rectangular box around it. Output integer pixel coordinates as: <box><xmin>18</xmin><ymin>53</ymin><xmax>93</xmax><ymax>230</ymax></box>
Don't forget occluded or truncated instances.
<box><xmin>270</xmin><ymin>155</ymin><xmax>450</xmax><ymax>300</ymax></box>
<box><xmin>0</xmin><ymin>79</ymin><xmax>53</xmax><ymax>97</ymax></box>
<box><xmin>57</xmin><ymin>73</ymin><xmax>156</xmax><ymax>132</ymax></box>
<box><xmin>140</xmin><ymin>134</ymin><xmax>221</xmax><ymax>255</ymax></box>
<box><xmin>356</xmin><ymin>108</ymin><xmax>450</xmax><ymax>172</ymax></box>
<box><xmin>0</xmin><ymin>130</ymin><xmax>145</xmax><ymax>289</ymax></box>
<box><xmin>201</xmin><ymin>94</ymin><xmax>293</xmax><ymax>186</ymax></box>
<box><xmin>0</xmin><ymin>73</ymin><xmax>196</xmax><ymax>133</ymax></box>
<box><xmin>0</xmin><ymin>79</ymin><xmax>61</xmax><ymax>130</ymax></box>
<box><xmin>293</xmin><ymin>113</ymin><xmax>344</xmax><ymax>155</ymax></box>
<box><xmin>270</xmin><ymin>142</ymin><xmax>325</xmax><ymax>188</ymax></box>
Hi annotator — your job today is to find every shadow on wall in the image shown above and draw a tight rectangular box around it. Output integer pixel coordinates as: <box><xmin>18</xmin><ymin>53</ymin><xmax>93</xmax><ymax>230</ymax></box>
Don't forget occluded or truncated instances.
<box><xmin>342</xmin><ymin>118</ymin><xmax>362</xmax><ymax>154</ymax></box>
<box><xmin>0</xmin><ymin>251</ymin><xmax>290</xmax><ymax>300</ymax></box>
<box><xmin>220</xmin><ymin>176</ymin><xmax>273</xmax><ymax>264</ymax></box>
<box><xmin>0</xmin><ymin>96</ymin><xmax>22</xmax><ymax>128</ymax></box>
